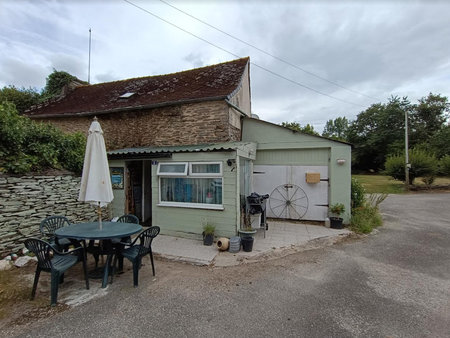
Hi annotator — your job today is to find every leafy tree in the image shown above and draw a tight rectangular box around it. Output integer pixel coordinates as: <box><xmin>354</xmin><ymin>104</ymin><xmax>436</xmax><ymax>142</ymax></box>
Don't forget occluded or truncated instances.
<box><xmin>439</xmin><ymin>155</ymin><xmax>450</xmax><ymax>177</ymax></box>
<box><xmin>348</xmin><ymin>96</ymin><xmax>410</xmax><ymax>171</ymax></box>
<box><xmin>0</xmin><ymin>85</ymin><xmax>40</xmax><ymax>114</ymax></box>
<box><xmin>322</xmin><ymin>117</ymin><xmax>349</xmax><ymax>141</ymax></box>
<box><xmin>411</xmin><ymin>93</ymin><xmax>449</xmax><ymax>145</ymax></box>
<box><xmin>0</xmin><ymin>103</ymin><xmax>85</xmax><ymax>174</ymax></box>
<box><xmin>281</xmin><ymin>121</ymin><xmax>319</xmax><ymax>136</ymax></box>
<box><xmin>384</xmin><ymin>149</ymin><xmax>438</xmax><ymax>185</ymax></box>
<box><xmin>40</xmin><ymin>70</ymin><xmax>83</xmax><ymax>100</ymax></box>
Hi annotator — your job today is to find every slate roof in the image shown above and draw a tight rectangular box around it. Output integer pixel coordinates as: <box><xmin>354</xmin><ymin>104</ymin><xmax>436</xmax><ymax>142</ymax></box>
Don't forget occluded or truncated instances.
<box><xmin>26</xmin><ymin>57</ymin><xmax>249</xmax><ymax>118</ymax></box>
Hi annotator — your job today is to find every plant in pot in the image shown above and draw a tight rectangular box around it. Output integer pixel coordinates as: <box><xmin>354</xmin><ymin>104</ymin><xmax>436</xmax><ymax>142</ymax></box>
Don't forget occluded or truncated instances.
<box><xmin>202</xmin><ymin>223</ymin><xmax>215</xmax><ymax>246</ymax></box>
<box><xmin>329</xmin><ymin>203</ymin><xmax>345</xmax><ymax>229</ymax></box>
<box><xmin>237</xmin><ymin>211</ymin><xmax>256</xmax><ymax>252</ymax></box>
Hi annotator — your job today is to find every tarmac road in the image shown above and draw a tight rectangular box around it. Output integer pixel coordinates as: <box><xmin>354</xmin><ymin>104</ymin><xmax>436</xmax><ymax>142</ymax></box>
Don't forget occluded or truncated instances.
<box><xmin>6</xmin><ymin>193</ymin><xmax>450</xmax><ymax>337</ymax></box>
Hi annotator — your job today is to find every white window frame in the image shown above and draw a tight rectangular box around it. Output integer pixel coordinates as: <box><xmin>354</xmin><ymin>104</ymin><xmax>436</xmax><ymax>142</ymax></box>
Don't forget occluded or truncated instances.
<box><xmin>157</xmin><ymin>161</ymin><xmax>224</xmax><ymax>210</ymax></box>
<box><xmin>157</xmin><ymin>162</ymin><xmax>188</xmax><ymax>176</ymax></box>
<box><xmin>189</xmin><ymin>162</ymin><xmax>222</xmax><ymax>177</ymax></box>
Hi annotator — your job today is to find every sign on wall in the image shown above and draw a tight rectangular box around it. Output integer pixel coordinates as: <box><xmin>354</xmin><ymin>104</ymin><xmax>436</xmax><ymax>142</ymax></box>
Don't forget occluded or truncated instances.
<box><xmin>110</xmin><ymin>167</ymin><xmax>124</xmax><ymax>189</ymax></box>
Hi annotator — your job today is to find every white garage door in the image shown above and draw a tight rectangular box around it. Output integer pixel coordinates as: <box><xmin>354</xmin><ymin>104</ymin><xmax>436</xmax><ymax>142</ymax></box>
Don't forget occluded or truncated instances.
<box><xmin>253</xmin><ymin>165</ymin><xmax>328</xmax><ymax>221</ymax></box>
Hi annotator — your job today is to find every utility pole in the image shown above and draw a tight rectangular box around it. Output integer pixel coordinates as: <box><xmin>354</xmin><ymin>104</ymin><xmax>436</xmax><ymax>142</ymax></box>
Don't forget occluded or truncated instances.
<box><xmin>88</xmin><ymin>28</ymin><xmax>92</xmax><ymax>84</ymax></box>
<box><xmin>405</xmin><ymin>108</ymin><xmax>410</xmax><ymax>190</ymax></box>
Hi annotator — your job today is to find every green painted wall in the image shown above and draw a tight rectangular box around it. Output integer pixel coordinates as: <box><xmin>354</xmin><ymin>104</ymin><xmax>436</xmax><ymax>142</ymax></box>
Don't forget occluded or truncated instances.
<box><xmin>242</xmin><ymin>118</ymin><xmax>351</xmax><ymax>223</ymax></box>
<box><xmin>152</xmin><ymin>151</ymin><xmax>238</xmax><ymax>239</ymax></box>
<box><xmin>254</xmin><ymin>148</ymin><xmax>329</xmax><ymax>166</ymax></box>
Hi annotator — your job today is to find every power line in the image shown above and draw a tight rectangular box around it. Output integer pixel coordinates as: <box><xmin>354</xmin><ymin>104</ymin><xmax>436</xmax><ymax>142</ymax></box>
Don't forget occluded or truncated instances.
<box><xmin>123</xmin><ymin>0</ymin><xmax>367</xmax><ymax>108</ymax></box>
<box><xmin>158</xmin><ymin>0</ymin><xmax>379</xmax><ymax>101</ymax></box>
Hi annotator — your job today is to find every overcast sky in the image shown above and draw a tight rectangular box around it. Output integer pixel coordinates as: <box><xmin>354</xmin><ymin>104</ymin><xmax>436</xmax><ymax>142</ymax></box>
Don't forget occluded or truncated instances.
<box><xmin>1</xmin><ymin>0</ymin><xmax>449</xmax><ymax>132</ymax></box>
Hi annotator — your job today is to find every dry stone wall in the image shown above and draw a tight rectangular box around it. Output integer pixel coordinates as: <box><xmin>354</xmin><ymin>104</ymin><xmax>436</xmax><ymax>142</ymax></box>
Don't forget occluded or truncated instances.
<box><xmin>0</xmin><ymin>174</ymin><xmax>99</xmax><ymax>256</ymax></box>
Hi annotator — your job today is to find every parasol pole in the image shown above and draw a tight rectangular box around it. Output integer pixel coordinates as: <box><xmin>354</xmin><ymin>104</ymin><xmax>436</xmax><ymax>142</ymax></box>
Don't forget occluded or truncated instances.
<box><xmin>98</xmin><ymin>201</ymin><xmax>102</xmax><ymax>230</ymax></box>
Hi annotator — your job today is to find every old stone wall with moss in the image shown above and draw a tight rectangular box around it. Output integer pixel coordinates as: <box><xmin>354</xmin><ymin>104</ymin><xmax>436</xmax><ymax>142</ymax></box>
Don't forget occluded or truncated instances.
<box><xmin>34</xmin><ymin>101</ymin><xmax>241</xmax><ymax>150</ymax></box>
<box><xmin>0</xmin><ymin>174</ymin><xmax>100</xmax><ymax>256</ymax></box>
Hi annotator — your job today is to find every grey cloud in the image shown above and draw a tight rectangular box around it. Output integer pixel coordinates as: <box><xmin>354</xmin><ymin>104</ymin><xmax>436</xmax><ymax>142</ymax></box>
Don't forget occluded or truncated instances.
<box><xmin>48</xmin><ymin>53</ymin><xmax>87</xmax><ymax>81</ymax></box>
<box><xmin>184</xmin><ymin>53</ymin><xmax>205</xmax><ymax>69</ymax></box>
<box><xmin>0</xmin><ymin>57</ymin><xmax>47</xmax><ymax>89</ymax></box>
<box><xmin>95</xmin><ymin>72</ymin><xmax>120</xmax><ymax>84</ymax></box>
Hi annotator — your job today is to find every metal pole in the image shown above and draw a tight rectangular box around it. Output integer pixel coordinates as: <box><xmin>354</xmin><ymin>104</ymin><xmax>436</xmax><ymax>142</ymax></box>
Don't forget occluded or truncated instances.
<box><xmin>88</xmin><ymin>28</ymin><xmax>91</xmax><ymax>84</ymax></box>
<box><xmin>405</xmin><ymin>108</ymin><xmax>409</xmax><ymax>190</ymax></box>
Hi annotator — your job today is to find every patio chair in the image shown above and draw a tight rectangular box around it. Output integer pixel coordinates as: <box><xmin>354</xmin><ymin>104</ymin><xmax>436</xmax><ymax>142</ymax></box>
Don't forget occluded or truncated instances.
<box><xmin>24</xmin><ymin>238</ymin><xmax>89</xmax><ymax>306</ymax></box>
<box><xmin>39</xmin><ymin>216</ymin><xmax>72</xmax><ymax>251</ymax></box>
<box><xmin>113</xmin><ymin>226</ymin><xmax>160</xmax><ymax>287</ymax></box>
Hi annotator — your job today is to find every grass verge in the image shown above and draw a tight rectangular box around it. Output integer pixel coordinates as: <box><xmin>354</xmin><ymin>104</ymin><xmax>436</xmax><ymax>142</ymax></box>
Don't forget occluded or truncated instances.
<box><xmin>352</xmin><ymin>174</ymin><xmax>404</xmax><ymax>194</ymax></box>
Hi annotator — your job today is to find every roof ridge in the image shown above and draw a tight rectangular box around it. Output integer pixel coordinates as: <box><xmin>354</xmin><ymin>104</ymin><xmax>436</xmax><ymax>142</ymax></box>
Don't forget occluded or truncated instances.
<box><xmin>80</xmin><ymin>57</ymin><xmax>250</xmax><ymax>88</ymax></box>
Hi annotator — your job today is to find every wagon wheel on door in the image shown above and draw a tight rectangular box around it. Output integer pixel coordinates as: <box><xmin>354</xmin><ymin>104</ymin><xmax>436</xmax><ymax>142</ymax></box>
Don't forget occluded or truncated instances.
<box><xmin>269</xmin><ymin>184</ymin><xmax>309</xmax><ymax>219</ymax></box>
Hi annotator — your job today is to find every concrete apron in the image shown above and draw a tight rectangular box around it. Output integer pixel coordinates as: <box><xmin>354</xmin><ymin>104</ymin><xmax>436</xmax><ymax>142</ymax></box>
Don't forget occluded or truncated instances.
<box><xmin>53</xmin><ymin>221</ymin><xmax>350</xmax><ymax>307</ymax></box>
<box><xmin>152</xmin><ymin>221</ymin><xmax>351</xmax><ymax>267</ymax></box>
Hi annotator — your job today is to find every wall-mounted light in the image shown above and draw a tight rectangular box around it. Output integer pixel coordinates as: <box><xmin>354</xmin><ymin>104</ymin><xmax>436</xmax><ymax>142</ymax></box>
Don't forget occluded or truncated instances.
<box><xmin>227</xmin><ymin>159</ymin><xmax>236</xmax><ymax>166</ymax></box>
<box><xmin>336</xmin><ymin>159</ymin><xmax>346</xmax><ymax>165</ymax></box>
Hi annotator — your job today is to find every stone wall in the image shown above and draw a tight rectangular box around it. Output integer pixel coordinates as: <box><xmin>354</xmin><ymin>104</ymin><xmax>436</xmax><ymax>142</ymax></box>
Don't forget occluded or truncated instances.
<box><xmin>0</xmin><ymin>174</ymin><xmax>100</xmax><ymax>256</ymax></box>
<box><xmin>34</xmin><ymin>100</ymin><xmax>241</xmax><ymax>150</ymax></box>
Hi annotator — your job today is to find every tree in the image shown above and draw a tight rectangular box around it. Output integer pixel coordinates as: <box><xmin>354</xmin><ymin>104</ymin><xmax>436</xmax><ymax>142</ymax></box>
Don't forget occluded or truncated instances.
<box><xmin>428</xmin><ymin>125</ymin><xmax>450</xmax><ymax>158</ymax></box>
<box><xmin>0</xmin><ymin>102</ymin><xmax>85</xmax><ymax>174</ymax></box>
<box><xmin>40</xmin><ymin>70</ymin><xmax>83</xmax><ymax>100</ymax></box>
<box><xmin>384</xmin><ymin>149</ymin><xmax>438</xmax><ymax>185</ymax></box>
<box><xmin>411</xmin><ymin>93</ymin><xmax>449</xmax><ymax>145</ymax></box>
<box><xmin>322</xmin><ymin>117</ymin><xmax>349</xmax><ymax>141</ymax></box>
<box><xmin>348</xmin><ymin>96</ymin><xmax>410</xmax><ymax>171</ymax></box>
<box><xmin>0</xmin><ymin>85</ymin><xmax>40</xmax><ymax>114</ymax></box>
<box><xmin>281</xmin><ymin>121</ymin><xmax>319</xmax><ymax>136</ymax></box>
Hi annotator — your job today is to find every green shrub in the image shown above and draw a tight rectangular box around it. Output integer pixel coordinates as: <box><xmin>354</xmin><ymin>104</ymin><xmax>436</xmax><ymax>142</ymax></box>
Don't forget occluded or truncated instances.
<box><xmin>439</xmin><ymin>155</ymin><xmax>450</xmax><ymax>176</ymax></box>
<box><xmin>384</xmin><ymin>149</ymin><xmax>438</xmax><ymax>184</ymax></box>
<box><xmin>351</xmin><ymin>178</ymin><xmax>366</xmax><ymax>209</ymax></box>
<box><xmin>350</xmin><ymin>204</ymin><xmax>383</xmax><ymax>234</ymax></box>
<box><xmin>0</xmin><ymin>103</ymin><xmax>85</xmax><ymax>174</ymax></box>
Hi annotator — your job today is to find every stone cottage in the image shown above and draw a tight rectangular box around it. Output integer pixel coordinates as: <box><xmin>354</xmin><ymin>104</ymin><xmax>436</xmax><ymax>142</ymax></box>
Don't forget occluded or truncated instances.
<box><xmin>25</xmin><ymin>58</ymin><xmax>351</xmax><ymax>240</ymax></box>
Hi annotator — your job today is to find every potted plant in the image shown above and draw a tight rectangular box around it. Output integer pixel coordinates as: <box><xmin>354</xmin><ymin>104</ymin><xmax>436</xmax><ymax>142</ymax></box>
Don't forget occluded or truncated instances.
<box><xmin>329</xmin><ymin>203</ymin><xmax>345</xmax><ymax>229</ymax></box>
<box><xmin>202</xmin><ymin>223</ymin><xmax>215</xmax><ymax>246</ymax></box>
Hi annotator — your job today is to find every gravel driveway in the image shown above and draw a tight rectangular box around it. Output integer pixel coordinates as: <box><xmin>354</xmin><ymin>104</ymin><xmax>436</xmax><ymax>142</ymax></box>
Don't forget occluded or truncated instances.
<box><xmin>5</xmin><ymin>193</ymin><xmax>450</xmax><ymax>338</ymax></box>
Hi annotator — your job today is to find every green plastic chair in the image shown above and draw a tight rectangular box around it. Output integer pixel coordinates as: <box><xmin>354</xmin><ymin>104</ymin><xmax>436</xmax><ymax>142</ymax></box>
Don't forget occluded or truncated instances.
<box><xmin>24</xmin><ymin>238</ymin><xmax>89</xmax><ymax>306</ymax></box>
<box><xmin>113</xmin><ymin>226</ymin><xmax>160</xmax><ymax>287</ymax></box>
<box><xmin>39</xmin><ymin>216</ymin><xmax>72</xmax><ymax>251</ymax></box>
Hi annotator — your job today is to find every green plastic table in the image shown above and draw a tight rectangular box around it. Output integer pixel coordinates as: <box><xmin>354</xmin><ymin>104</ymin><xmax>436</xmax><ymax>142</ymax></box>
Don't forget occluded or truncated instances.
<box><xmin>55</xmin><ymin>222</ymin><xmax>142</xmax><ymax>288</ymax></box>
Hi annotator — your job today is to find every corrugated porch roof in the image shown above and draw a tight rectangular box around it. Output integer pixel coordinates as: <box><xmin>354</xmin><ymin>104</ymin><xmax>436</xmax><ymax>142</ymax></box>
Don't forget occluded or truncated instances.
<box><xmin>108</xmin><ymin>141</ymin><xmax>256</xmax><ymax>159</ymax></box>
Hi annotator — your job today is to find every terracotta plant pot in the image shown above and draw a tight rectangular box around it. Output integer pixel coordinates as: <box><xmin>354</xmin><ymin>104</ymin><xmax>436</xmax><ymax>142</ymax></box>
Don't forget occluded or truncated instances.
<box><xmin>217</xmin><ymin>237</ymin><xmax>229</xmax><ymax>251</ymax></box>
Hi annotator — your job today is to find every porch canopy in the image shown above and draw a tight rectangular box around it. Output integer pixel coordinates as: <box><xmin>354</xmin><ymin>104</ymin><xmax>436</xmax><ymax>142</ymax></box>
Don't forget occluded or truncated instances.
<box><xmin>107</xmin><ymin>141</ymin><xmax>257</xmax><ymax>160</ymax></box>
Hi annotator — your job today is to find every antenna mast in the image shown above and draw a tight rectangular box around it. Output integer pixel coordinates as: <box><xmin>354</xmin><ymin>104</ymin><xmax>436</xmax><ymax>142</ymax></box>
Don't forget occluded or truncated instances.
<box><xmin>88</xmin><ymin>28</ymin><xmax>92</xmax><ymax>84</ymax></box>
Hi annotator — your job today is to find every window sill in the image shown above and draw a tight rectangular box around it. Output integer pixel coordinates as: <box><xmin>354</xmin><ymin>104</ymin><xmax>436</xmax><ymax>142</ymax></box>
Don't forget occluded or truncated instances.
<box><xmin>157</xmin><ymin>202</ymin><xmax>224</xmax><ymax>211</ymax></box>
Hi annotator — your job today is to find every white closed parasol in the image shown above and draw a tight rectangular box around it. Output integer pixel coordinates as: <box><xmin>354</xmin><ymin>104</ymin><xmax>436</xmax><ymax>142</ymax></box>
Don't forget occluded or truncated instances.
<box><xmin>78</xmin><ymin>117</ymin><xmax>114</xmax><ymax>229</ymax></box>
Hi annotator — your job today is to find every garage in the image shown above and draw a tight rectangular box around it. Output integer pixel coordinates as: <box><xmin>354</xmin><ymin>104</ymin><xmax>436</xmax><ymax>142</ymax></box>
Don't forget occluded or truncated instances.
<box><xmin>242</xmin><ymin>117</ymin><xmax>351</xmax><ymax>223</ymax></box>
<box><xmin>253</xmin><ymin>164</ymin><xmax>328</xmax><ymax>221</ymax></box>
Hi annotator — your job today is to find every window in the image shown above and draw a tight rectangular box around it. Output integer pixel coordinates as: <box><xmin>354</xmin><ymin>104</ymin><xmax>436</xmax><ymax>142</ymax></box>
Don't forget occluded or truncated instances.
<box><xmin>190</xmin><ymin>162</ymin><xmax>222</xmax><ymax>176</ymax></box>
<box><xmin>158</xmin><ymin>162</ymin><xmax>223</xmax><ymax>209</ymax></box>
<box><xmin>157</xmin><ymin>162</ymin><xmax>188</xmax><ymax>175</ymax></box>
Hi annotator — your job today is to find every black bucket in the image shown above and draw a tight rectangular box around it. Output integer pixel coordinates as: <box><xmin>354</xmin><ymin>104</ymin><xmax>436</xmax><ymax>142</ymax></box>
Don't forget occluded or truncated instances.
<box><xmin>241</xmin><ymin>236</ymin><xmax>254</xmax><ymax>252</ymax></box>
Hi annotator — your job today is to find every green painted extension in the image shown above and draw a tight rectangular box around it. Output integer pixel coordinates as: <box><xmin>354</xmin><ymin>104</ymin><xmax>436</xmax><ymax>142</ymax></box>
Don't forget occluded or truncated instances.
<box><xmin>242</xmin><ymin>118</ymin><xmax>351</xmax><ymax>223</ymax></box>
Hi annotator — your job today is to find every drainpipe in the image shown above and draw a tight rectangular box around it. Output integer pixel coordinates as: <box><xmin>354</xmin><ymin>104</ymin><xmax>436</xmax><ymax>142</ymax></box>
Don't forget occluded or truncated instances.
<box><xmin>225</xmin><ymin>99</ymin><xmax>248</xmax><ymax>141</ymax></box>
<box><xmin>225</xmin><ymin>99</ymin><xmax>247</xmax><ymax>117</ymax></box>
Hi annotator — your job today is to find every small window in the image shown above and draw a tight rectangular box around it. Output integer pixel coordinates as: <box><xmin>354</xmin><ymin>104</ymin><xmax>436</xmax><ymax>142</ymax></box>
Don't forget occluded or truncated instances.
<box><xmin>157</xmin><ymin>162</ymin><xmax>188</xmax><ymax>176</ymax></box>
<box><xmin>190</xmin><ymin>162</ymin><xmax>222</xmax><ymax>176</ymax></box>
<box><xmin>119</xmin><ymin>92</ymin><xmax>135</xmax><ymax>99</ymax></box>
